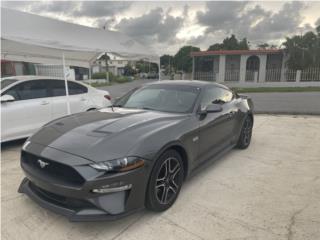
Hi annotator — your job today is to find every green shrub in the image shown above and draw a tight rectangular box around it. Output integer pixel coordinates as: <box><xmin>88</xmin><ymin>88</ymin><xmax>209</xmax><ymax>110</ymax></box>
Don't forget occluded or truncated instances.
<box><xmin>114</xmin><ymin>76</ymin><xmax>129</xmax><ymax>83</ymax></box>
<box><xmin>91</xmin><ymin>72</ymin><xmax>131</xmax><ymax>84</ymax></box>
<box><xmin>92</xmin><ymin>72</ymin><xmax>106</xmax><ymax>79</ymax></box>
<box><xmin>92</xmin><ymin>72</ymin><xmax>115</xmax><ymax>80</ymax></box>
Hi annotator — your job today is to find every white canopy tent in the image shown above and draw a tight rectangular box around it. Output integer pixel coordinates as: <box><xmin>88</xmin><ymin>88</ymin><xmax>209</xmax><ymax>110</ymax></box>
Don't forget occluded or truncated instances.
<box><xmin>1</xmin><ymin>7</ymin><xmax>159</xmax><ymax>113</ymax></box>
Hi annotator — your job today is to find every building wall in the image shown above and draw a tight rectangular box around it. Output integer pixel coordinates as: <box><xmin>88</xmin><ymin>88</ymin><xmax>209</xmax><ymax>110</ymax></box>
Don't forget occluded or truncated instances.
<box><xmin>193</xmin><ymin>52</ymin><xmax>320</xmax><ymax>83</ymax></box>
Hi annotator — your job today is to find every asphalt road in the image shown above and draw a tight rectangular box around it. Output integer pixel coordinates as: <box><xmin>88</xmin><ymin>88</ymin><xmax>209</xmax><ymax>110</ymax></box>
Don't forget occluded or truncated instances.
<box><xmin>2</xmin><ymin>115</ymin><xmax>320</xmax><ymax>240</ymax></box>
<box><xmin>100</xmin><ymin>79</ymin><xmax>154</xmax><ymax>99</ymax></box>
<box><xmin>246</xmin><ymin>92</ymin><xmax>320</xmax><ymax>115</ymax></box>
<box><xmin>100</xmin><ymin>80</ymin><xmax>320</xmax><ymax>115</ymax></box>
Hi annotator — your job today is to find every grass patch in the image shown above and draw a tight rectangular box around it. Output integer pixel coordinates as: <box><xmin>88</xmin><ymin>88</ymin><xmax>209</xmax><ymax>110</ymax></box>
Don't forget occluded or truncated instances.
<box><xmin>232</xmin><ymin>86</ymin><xmax>320</xmax><ymax>93</ymax></box>
<box><xmin>89</xmin><ymin>82</ymin><xmax>112</xmax><ymax>87</ymax></box>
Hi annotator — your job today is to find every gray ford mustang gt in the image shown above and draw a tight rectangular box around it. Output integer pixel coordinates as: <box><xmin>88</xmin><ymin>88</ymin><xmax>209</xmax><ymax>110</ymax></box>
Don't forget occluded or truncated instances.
<box><xmin>18</xmin><ymin>80</ymin><xmax>254</xmax><ymax>221</ymax></box>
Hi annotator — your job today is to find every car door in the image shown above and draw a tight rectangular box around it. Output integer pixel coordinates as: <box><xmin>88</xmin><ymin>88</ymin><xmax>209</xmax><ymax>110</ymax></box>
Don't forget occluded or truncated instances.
<box><xmin>49</xmin><ymin>80</ymin><xmax>89</xmax><ymax>120</ymax></box>
<box><xmin>1</xmin><ymin>80</ymin><xmax>51</xmax><ymax>141</ymax></box>
<box><xmin>67</xmin><ymin>81</ymin><xmax>90</xmax><ymax>113</ymax></box>
<box><xmin>197</xmin><ymin>86</ymin><xmax>236</xmax><ymax>163</ymax></box>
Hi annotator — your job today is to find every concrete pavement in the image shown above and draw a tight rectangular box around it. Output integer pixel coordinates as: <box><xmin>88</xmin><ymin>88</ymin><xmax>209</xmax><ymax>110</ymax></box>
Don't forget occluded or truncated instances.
<box><xmin>2</xmin><ymin>115</ymin><xmax>320</xmax><ymax>240</ymax></box>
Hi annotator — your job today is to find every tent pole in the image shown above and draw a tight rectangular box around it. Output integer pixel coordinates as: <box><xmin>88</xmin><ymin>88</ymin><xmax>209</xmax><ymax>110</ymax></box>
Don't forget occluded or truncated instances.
<box><xmin>62</xmin><ymin>53</ymin><xmax>71</xmax><ymax>115</ymax></box>
<box><xmin>105</xmin><ymin>52</ymin><xmax>109</xmax><ymax>83</ymax></box>
<box><xmin>158</xmin><ymin>57</ymin><xmax>161</xmax><ymax>81</ymax></box>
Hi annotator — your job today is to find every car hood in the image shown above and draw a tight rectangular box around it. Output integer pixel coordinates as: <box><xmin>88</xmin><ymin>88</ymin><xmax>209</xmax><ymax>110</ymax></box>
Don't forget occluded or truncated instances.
<box><xmin>30</xmin><ymin>108</ymin><xmax>188</xmax><ymax>163</ymax></box>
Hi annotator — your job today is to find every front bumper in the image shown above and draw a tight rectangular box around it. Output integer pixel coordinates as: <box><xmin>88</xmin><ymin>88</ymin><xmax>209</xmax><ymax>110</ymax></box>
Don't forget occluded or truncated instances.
<box><xmin>18</xmin><ymin>143</ymin><xmax>150</xmax><ymax>221</ymax></box>
<box><xmin>18</xmin><ymin>178</ymin><xmax>143</xmax><ymax>221</ymax></box>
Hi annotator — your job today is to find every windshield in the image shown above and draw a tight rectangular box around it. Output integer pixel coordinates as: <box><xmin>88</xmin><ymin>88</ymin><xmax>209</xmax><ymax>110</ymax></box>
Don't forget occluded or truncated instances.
<box><xmin>115</xmin><ymin>84</ymin><xmax>201</xmax><ymax>113</ymax></box>
<box><xmin>1</xmin><ymin>79</ymin><xmax>18</xmax><ymax>89</ymax></box>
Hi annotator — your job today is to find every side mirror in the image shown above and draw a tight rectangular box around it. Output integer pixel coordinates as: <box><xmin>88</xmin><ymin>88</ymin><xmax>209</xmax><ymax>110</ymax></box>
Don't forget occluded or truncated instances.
<box><xmin>199</xmin><ymin>104</ymin><xmax>222</xmax><ymax>115</ymax></box>
<box><xmin>1</xmin><ymin>94</ymin><xmax>15</xmax><ymax>103</ymax></box>
<box><xmin>206</xmin><ymin>104</ymin><xmax>223</xmax><ymax>113</ymax></box>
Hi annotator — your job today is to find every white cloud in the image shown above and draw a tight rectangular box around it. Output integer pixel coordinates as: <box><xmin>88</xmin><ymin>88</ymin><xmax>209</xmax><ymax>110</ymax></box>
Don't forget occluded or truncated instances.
<box><xmin>2</xmin><ymin>1</ymin><xmax>319</xmax><ymax>54</ymax></box>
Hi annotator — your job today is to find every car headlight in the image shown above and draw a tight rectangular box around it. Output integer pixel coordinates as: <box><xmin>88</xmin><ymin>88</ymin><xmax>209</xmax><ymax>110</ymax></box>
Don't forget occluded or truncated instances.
<box><xmin>90</xmin><ymin>157</ymin><xmax>144</xmax><ymax>172</ymax></box>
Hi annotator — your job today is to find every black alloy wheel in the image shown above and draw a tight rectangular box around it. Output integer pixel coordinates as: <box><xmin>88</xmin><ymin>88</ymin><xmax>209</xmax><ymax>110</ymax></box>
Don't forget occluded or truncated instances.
<box><xmin>237</xmin><ymin>116</ymin><xmax>253</xmax><ymax>149</ymax></box>
<box><xmin>146</xmin><ymin>150</ymin><xmax>184</xmax><ymax>211</ymax></box>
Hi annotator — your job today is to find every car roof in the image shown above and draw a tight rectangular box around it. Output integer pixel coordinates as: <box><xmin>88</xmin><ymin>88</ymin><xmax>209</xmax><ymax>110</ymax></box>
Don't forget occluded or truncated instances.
<box><xmin>1</xmin><ymin>75</ymin><xmax>63</xmax><ymax>81</ymax></box>
<box><xmin>146</xmin><ymin>80</ymin><xmax>229</xmax><ymax>89</ymax></box>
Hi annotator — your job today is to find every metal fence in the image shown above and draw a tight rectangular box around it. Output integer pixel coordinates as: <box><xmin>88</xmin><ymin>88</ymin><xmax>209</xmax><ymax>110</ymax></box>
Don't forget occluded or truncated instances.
<box><xmin>301</xmin><ymin>68</ymin><xmax>320</xmax><ymax>82</ymax></box>
<box><xmin>225</xmin><ymin>70</ymin><xmax>240</xmax><ymax>82</ymax></box>
<box><xmin>34</xmin><ymin>64</ymin><xmax>75</xmax><ymax>80</ymax></box>
<box><xmin>284</xmin><ymin>69</ymin><xmax>297</xmax><ymax>82</ymax></box>
<box><xmin>194</xmin><ymin>71</ymin><xmax>217</xmax><ymax>81</ymax></box>
<box><xmin>194</xmin><ymin>67</ymin><xmax>320</xmax><ymax>82</ymax></box>
<box><xmin>245</xmin><ymin>70</ymin><xmax>257</xmax><ymax>82</ymax></box>
<box><xmin>266</xmin><ymin>68</ymin><xmax>281</xmax><ymax>82</ymax></box>
<box><xmin>35</xmin><ymin>64</ymin><xmax>64</xmax><ymax>78</ymax></box>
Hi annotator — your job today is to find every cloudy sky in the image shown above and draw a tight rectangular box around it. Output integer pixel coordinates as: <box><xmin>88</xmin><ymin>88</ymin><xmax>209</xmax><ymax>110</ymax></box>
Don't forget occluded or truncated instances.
<box><xmin>2</xmin><ymin>1</ymin><xmax>320</xmax><ymax>55</ymax></box>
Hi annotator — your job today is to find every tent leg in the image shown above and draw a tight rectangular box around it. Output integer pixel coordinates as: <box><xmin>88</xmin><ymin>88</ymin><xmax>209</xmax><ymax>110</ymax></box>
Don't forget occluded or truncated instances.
<box><xmin>158</xmin><ymin>58</ymin><xmax>161</xmax><ymax>81</ymax></box>
<box><xmin>62</xmin><ymin>53</ymin><xmax>71</xmax><ymax>115</ymax></box>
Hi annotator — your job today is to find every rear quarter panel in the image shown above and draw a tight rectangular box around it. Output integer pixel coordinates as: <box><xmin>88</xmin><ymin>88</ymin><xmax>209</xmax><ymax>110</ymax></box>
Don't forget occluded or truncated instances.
<box><xmin>87</xmin><ymin>88</ymin><xmax>111</xmax><ymax>109</ymax></box>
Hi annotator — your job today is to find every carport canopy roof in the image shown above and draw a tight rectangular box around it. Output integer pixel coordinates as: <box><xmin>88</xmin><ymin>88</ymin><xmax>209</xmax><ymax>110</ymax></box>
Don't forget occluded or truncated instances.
<box><xmin>1</xmin><ymin>8</ymin><xmax>158</xmax><ymax>68</ymax></box>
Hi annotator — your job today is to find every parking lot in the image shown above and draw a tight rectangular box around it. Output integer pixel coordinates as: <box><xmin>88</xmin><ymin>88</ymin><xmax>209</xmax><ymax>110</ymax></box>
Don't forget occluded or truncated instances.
<box><xmin>1</xmin><ymin>114</ymin><xmax>320</xmax><ymax>240</ymax></box>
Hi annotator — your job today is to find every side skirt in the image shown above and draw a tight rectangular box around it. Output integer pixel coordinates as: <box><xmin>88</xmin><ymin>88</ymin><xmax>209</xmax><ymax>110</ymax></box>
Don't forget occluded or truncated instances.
<box><xmin>188</xmin><ymin>143</ymin><xmax>236</xmax><ymax>180</ymax></box>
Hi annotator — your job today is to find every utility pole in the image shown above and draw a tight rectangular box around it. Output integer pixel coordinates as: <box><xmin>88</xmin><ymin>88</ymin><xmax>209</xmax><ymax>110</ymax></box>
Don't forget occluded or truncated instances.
<box><xmin>105</xmin><ymin>52</ymin><xmax>109</xmax><ymax>83</ymax></box>
<box><xmin>103</xmin><ymin>23</ymin><xmax>109</xmax><ymax>83</ymax></box>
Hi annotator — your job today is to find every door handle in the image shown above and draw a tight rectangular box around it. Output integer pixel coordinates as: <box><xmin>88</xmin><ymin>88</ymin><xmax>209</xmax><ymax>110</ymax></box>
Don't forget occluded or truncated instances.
<box><xmin>80</xmin><ymin>97</ymin><xmax>87</xmax><ymax>101</ymax></box>
<box><xmin>40</xmin><ymin>101</ymin><xmax>49</xmax><ymax>105</ymax></box>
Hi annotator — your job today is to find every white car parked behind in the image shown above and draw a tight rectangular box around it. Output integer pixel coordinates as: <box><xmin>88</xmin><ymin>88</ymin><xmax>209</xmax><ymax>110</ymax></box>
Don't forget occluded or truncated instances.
<box><xmin>1</xmin><ymin>76</ymin><xmax>111</xmax><ymax>142</ymax></box>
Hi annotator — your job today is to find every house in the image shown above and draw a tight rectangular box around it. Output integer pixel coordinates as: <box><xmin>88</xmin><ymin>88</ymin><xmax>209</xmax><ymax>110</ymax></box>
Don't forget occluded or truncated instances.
<box><xmin>1</xmin><ymin>60</ymin><xmax>36</xmax><ymax>77</ymax></box>
<box><xmin>92</xmin><ymin>57</ymin><xmax>136</xmax><ymax>76</ymax></box>
<box><xmin>191</xmin><ymin>49</ymin><xmax>320</xmax><ymax>84</ymax></box>
<box><xmin>1</xmin><ymin>60</ymin><xmax>88</xmax><ymax>80</ymax></box>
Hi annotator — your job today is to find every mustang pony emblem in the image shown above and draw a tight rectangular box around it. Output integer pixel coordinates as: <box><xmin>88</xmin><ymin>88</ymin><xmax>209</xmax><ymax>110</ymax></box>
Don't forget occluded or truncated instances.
<box><xmin>37</xmin><ymin>159</ymin><xmax>49</xmax><ymax>168</ymax></box>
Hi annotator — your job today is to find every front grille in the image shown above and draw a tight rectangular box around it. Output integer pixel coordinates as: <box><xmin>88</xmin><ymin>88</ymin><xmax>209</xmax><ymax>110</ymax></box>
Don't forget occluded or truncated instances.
<box><xmin>29</xmin><ymin>182</ymin><xmax>94</xmax><ymax>210</ymax></box>
<box><xmin>21</xmin><ymin>151</ymin><xmax>85</xmax><ymax>186</ymax></box>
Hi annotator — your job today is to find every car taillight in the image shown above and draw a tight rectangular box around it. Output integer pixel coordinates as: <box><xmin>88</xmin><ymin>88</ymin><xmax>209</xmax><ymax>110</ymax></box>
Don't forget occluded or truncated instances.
<box><xmin>104</xmin><ymin>95</ymin><xmax>111</xmax><ymax>101</ymax></box>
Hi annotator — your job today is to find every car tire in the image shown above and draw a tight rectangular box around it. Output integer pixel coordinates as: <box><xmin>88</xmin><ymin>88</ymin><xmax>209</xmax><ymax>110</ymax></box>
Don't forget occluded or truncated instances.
<box><xmin>236</xmin><ymin>116</ymin><xmax>253</xmax><ymax>149</ymax></box>
<box><xmin>146</xmin><ymin>149</ymin><xmax>184</xmax><ymax>212</ymax></box>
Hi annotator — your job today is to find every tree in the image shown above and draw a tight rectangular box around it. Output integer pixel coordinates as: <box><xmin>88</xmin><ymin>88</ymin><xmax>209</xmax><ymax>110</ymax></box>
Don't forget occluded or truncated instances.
<box><xmin>207</xmin><ymin>43</ymin><xmax>222</xmax><ymax>51</ymax></box>
<box><xmin>258</xmin><ymin>43</ymin><xmax>269</xmax><ymax>49</ymax></box>
<box><xmin>173</xmin><ymin>46</ymin><xmax>200</xmax><ymax>72</ymax></box>
<box><xmin>283</xmin><ymin>27</ymin><xmax>320</xmax><ymax>70</ymax></box>
<box><xmin>123</xmin><ymin>64</ymin><xmax>136</xmax><ymax>76</ymax></box>
<box><xmin>258</xmin><ymin>43</ymin><xmax>278</xmax><ymax>50</ymax></box>
<box><xmin>207</xmin><ymin>34</ymin><xmax>249</xmax><ymax>51</ymax></box>
<box><xmin>135</xmin><ymin>60</ymin><xmax>158</xmax><ymax>73</ymax></box>
<box><xmin>160</xmin><ymin>54</ymin><xmax>174</xmax><ymax>75</ymax></box>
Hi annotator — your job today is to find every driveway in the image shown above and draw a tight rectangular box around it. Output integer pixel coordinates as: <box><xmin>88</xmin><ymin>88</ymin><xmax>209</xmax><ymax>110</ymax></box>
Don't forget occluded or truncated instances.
<box><xmin>2</xmin><ymin>115</ymin><xmax>320</xmax><ymax>240</ymax></box>
<box><xmin>100</xmin><ymin>80</ymin><xmax>320</xmax><ymax>115</ymax></box>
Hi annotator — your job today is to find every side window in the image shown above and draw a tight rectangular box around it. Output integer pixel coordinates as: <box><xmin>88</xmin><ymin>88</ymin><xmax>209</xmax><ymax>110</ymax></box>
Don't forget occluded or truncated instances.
<box><xmin>219</xmin><ymin>88</ymin><xmax>233</xmax><ymax>103</ymax></box>
<box><xmin>3</xmin><ymin>86</ymin><xmax>20</xmax><ymax>100</ymax></box>
<box><xmin>200</xmin><ymin>87</ymin><xmax>221</xmax><ymax>109</ymax></box>
<box><xmin>50</xmin><ymin>80</ymin><xmax>66</xmax><ymax>97</ymax></box>
<box><xmin>68</xmin><ymin>82</ymin><xmax>88</xmax><ymax>95</ymax></box>
<box><xmin>8</xmin><ymin>81</ymin><xmax>49</xmax><ymax>101</ymax></box>
<box><xmin>49</xmin><ymin>80</ymin><xmax>88</xmax><ymax>97</ymax></box>
<box><xmin>200</xmin><ymin>87</ymin><xmax>233</xmax><ymax>108</ymax></box>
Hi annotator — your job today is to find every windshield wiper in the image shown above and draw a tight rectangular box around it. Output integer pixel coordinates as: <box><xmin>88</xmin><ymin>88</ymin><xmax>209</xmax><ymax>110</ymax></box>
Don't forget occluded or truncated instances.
<box><xmin>141</xmin><ymin>107</ymin><xmax>156</xmax><ymax>111</ymax></box>
<box><xmin>107</xmin><ymin>103</ymin><xmax>122</xmax><ymax>112</ymax></box>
